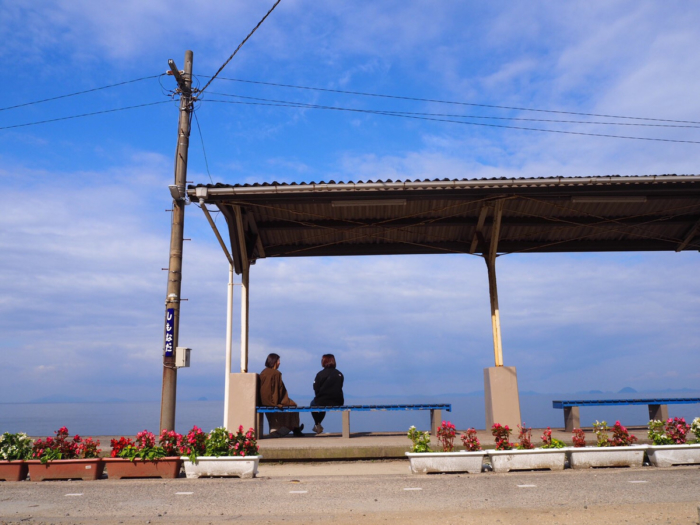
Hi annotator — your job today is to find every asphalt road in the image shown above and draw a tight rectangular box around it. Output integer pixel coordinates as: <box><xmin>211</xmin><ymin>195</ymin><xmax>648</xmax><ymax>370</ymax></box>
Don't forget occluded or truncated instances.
<box><xmin>1</xmin><ymin>461</ymin><xmax>699</xmax><ymax>524</ymax></box>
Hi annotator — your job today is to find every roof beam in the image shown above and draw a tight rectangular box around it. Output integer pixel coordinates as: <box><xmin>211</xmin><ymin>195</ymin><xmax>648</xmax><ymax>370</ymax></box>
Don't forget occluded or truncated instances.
<box><xmin>676</xmin><ymin>217</ymin><xmax>700</xmax><ymax>252</ymax></box>
<box><xmin>263</xmin><ymin>238</ymin><xmax>689</xmax><ymax>257</ymax></box>
<box><xmin>253</xmin><ymin>214</ymin><xmax>700</xmax><ymax>231</ymax></box>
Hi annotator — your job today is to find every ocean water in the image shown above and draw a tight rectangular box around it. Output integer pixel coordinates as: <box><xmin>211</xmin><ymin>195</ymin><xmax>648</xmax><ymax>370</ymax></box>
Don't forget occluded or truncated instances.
<box><xmin>1</xmin><ymin>391</ymin><xmax>698</xmax><ymax>437</ymax></box>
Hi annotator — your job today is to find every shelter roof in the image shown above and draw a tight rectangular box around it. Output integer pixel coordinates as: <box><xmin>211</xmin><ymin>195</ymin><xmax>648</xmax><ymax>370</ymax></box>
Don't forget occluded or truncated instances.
<box><xmin>188</xmin><ymin>175</ymin><xmax>700</xmax><ymax>274</ymax></box>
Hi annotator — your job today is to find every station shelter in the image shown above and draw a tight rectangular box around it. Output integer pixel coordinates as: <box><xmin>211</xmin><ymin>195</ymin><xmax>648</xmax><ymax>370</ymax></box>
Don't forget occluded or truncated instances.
<box><xmin>187</xmin><ymin>174</ymin><xmax>700</xmax><ymax>434</ymax></box>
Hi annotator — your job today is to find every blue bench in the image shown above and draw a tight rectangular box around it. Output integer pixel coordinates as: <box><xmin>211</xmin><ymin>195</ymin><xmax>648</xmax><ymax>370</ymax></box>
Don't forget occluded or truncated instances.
<box><xmin>256</xmin><ymin>404</ymin><xmax>451</xmax><ymax>438</ymax></box>
<box><xmin>553</xmin><ymin>398</ymin><xmax>700</xmax><ymax>431</ymax></box>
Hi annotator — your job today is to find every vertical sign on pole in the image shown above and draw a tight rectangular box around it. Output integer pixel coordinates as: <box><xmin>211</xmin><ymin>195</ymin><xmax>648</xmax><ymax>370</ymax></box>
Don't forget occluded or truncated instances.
<box><xmin>164</xmin><ymin>308</ymin><xmax>175</xmax><ymax>357</ymax></box>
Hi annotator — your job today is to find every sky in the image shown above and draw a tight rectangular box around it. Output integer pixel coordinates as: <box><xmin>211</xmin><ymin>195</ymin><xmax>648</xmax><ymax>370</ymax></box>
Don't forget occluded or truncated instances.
<box><xmin>1</xmin><ymin>1</ymin><xmax>699</xmax><ymax>408</ymax></box>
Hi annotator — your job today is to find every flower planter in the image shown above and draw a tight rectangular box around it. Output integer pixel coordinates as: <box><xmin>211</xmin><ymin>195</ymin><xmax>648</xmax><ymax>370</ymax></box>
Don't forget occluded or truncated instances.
<box><xmin>0</xmin><ymin>461</ymin><xmax>28</xmax><ymax>482</ymax></box>
<box><xmin>26</xmin><ymin>459</ymin><xmax>105</xmax><ymax>481</ymax></box>
<box><xmin>104</xmin><ymin>457</ymin><xmax>182</xmax><ymax>479</ymax></box>
<box><xmin>487</xmin><ymin>448</ymin><xmax>566</xmax><ymax>473</ymax></box>
<box><xmin>405</xmin><ymin>451</ymin><xmax>486</xmax><ymax>474</ymax></box>
<box><xmin>181</xmin><ymin>455</ymin><xmax>261</xmax><ymax>479</ymax></box>
<box><xmin>567</xmin><ymin>445</ymin><xmax>647</xmax><ymax>469</ymax></box>
<box><xmin>646</xmin><ymin>444</ymin><xmax>700</xmax><ymax>467</ymax></box>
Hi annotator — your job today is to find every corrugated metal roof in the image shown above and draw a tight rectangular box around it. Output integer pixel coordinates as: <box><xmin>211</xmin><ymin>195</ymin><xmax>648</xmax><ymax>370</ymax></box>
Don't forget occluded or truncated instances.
<box><xmin>187</xmin><ymin>175</ymin><xmax>700</xmax><ymax>274</ymax></box>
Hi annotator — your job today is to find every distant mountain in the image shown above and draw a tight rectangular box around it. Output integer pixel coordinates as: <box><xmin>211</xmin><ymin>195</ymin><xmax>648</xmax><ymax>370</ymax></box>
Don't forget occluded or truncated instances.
<box><xmin>29</xmin><ymin>395</ymin><xmax>127</xmax><ymax>404</ymax></box>
<box><xmin>618</xmin><ymin>387</ymin><xmax>638</xmax><ymax>394</ymax></box>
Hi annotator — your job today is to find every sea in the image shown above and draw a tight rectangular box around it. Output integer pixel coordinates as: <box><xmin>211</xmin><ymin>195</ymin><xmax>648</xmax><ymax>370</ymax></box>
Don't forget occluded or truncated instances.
<box><xmin>1</xmin><ymin>390</ymin><xmax>698</xmax><ymax>437</ymax></box>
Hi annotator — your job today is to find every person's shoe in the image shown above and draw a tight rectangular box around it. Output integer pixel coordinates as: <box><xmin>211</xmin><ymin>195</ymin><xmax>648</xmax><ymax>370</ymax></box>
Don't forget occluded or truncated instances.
<box><xmin>276</xmin><ymin>427</ymin><xmax>291</xmax><ymax>437</ymax></box>
<box><xmin>292</xmin><ymin>424</ymin><xmax>304</xmax><ymax>437</ymax></box>
<box><xmin>313</xmin><ymin>424</ymin><xmax>324</xmax><ymax>434</ymax></box>
<box><xmin>268</xmin><ymin>431</ymin><xmax>281</xmax><ymax>439</ymax></box>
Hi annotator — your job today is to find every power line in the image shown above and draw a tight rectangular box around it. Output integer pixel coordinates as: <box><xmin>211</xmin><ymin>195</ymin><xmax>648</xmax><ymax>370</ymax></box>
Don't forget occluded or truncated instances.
<box><xmin>0</xmin><ymin>75</ymin><xmax>161</xmax><ymax>112</ymax></box>
<box><xmin>204</xmin><ymin>76</ymin><xmax>700</xmax><ymax>126</ymax></box>
<box><xmin>198</xmin><ymin>0</ymin><xmax>282</xmax><ymax>96</ymax></box>
<box><xmin>205</xmin><ymin>98</ymin><xmax>700</xmax><ymax>144</ymax></box>
<box><xmin>193</xmin><ymin>109</ymin><xmax>214</xmax><ymax>184</ymax></box>
<box><xmin>0</xmin><ymin>101</ymin><xmax>170</xmax><ymax>130</ymax></box>
<box><xmin>206</xmin><ymin>91</ymin><xmax>700</xmax><ymax>129</ymax></box>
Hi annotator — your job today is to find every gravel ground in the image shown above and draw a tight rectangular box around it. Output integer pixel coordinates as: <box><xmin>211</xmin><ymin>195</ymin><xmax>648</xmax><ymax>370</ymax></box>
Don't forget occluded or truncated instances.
<box><xmin>1</xmin><ymin>461</ymin><xmax>698</xmax><ymax>524</ymax></box>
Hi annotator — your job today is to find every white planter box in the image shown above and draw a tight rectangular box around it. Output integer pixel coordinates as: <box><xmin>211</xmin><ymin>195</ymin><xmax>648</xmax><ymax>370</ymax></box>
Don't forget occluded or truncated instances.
<box><xmin>487</xmin><ymin>448</ymin><xmax>566</xmax><ymax>473</ymax></box>
<box><xmin>181</xmin><ymin>455</ymin><xmax>261</xmax><ymax>479</ymax></box>
<box><xmin>567</xmin><ymin>446</ymin><xmax>647</xmax><ymax>469</ymax></box>
<box><xmin>647</xmin><ymin>444</ymin><xmax>700</xmax><ymax>467</ymax></box>
<box><xmin>405</xmin><ymin>451</ymin><xmax>486</xmax><ymax>474</ymax></box>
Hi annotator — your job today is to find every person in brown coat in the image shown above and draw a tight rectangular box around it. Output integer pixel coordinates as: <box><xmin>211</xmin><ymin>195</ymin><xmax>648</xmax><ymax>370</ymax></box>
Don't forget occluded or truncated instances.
<box><xmin>259</xmin><ymin>353</ymin><xmax>304</xmax><ymax>437</ymax></box>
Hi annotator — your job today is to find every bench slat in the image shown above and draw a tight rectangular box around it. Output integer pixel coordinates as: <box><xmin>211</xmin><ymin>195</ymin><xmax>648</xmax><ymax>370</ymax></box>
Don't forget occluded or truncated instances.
<box><xmin>553</xmin><ymin>398</ymin><xmax>700</xmax><ymax>409</ymax></box>
<box><xmin>256</xmin><ymin>404</ymin><xmax>451</xmax><ymax>413</ymax></box>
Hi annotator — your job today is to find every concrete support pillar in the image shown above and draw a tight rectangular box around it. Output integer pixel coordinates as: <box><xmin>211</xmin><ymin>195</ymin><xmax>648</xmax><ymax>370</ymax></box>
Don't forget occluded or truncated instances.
<box><xmin>226</xmin><ymin>373</ymin><xmax>259</xmax><ymax>437</ymax></box>
<box><xmin>649</xmin><ymin>404</ymin><xmax>669</xmax><ymax>422</ymax></box>
<box><xmin>342</xmin><ymin>411</ymin><xmax>351</xmax><ymax>439</ymax></box>
<box><xmin>223</xmin><ymin>264</ymin><xmax>234</xmax><ymax>428</ymax></box>
<box><xmin>430</xmin><ymin>409</ymin><xmax>442</xmax><ymax>436</ymax></box>
<box><xmin>484</xmin><ymin>366</ymin><xmax>522</xmax><ymax>431</ymax></box>
<box><xmin>240</xmin><ymin>265</ymin><xmax>249</xmax><ymax>373</ymax></box>
<box><xmin>564</xmin><ymin>406</ymin><xmax>580</xmax><ymax>432</ymax></box>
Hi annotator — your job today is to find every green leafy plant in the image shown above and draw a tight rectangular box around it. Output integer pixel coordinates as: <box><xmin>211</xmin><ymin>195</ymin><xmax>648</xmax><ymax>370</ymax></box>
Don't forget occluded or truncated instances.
<box><xmin>159</xmin><ymin>430</ymin><xmax>182</xmax><ymax>456</ymax></box>
<box><xmin>231</xmin><ymin>426</ymin><xmax>259</xmax><ymax>457</ymax></box>
<box><xmin>491</xmin><ymin>423</ymin><xmax>513</xmax><ymax>450</ymax></box>
<box><xmin>610</xmin><ymin>421</ymin><xmax>637</xmax><ymax>446</ymax></box>
<box><xmin>594</xmin><ymin>420</ymin><xmax>637</xmax><ymax>447</ymax></box>
<box><xmin>118</xmin><ymin>430</ymin><xmax>167</xmax><ymax>462</ymax></box>
<box><xmin>540</xmin><ymin>427</ymin><xmax>565</xmax><ymax>449</ymax></box>
<box><xmin>206</xmin><ymin>427</ymin><xmax>235</xmax><ymax>457</ymax></box>
<box><xmin>572</xmin><ymin>428</ymin><xmax>586</xmax><ymax>447</ymax></box>
<box><xmin>407</xmin><ymin>426</ymin><xmax>431</xmax><ymax>453</ymax></box>
<box><xmin>32</xmin><ymin>427</ymin><xmax>101</xmax><ymax>464</ymax></box>
<box><xmin>182</xmin><ymin>426</ymin><xmax>207</xmax><ymax>462</ymax></box>
<box><xmin>436</xmin><ymin>421</ymin><xmax>456</xmax><ymax>452</ymax></box>
<box><xmin>593</xmin><ymin>420</ymin><xmax>611</xmax><ymax>447</ymax></box>
<box><xmin>648</xmin><ymin>418</ymin><xmax>689</xmax><ymax>445</ymax></box>
<box><xmin>691</xmin><ymin>417</ymin><xmax>700</xmax><ymax>443</ymax></box>
<box><xmin>460</xmin><ymin>428</ymin><xmax>482</xmax><ymax>451</ymax></box>
<box><xmin>0</xmin><ymin>432</ymin><xmax>33</xmax><ymax>461</ymax></box>
<box><xmin>516</xmin><ymin>424</ymin><xmax>534</xmax><ymax>450</ymax></box>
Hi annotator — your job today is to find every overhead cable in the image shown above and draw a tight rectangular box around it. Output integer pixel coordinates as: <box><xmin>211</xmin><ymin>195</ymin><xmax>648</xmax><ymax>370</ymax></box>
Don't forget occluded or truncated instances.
<box><xmin>205</xmin><ymin>98</ymin><xmax>700</xmax><ymax>144</ymax></box>
<box><xmin>198</xmin><ymin>0</ymin><xmax>282</xmax><ymax>97</ymax></box>
<box><xmin>205</xmin><ymin>91</ymin><xmax>700</xmax><ymax>129</ymax></box>
<box><xmin>0</xmin><ymin>101</ymin><xmax>170</xmax><ymax>130</ymax></box>
<box><xmin>204</xmin><ymin>76</ymin><xmax>700</xmax><ymax>126</ymax></box>
<box><xmin>193</xmin><ymin>110</ymin><xmax>214</xmax><ymax>184</ymax></box>
<box><xmin>0</xmin><ymin>75</ymin><xmax>161</xmax><ymax>112</ymax></box>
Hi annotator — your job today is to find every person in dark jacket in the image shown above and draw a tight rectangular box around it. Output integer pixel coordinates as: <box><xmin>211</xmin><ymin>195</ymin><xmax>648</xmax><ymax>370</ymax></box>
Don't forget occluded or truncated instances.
<box><xmin>259</xmin><ymin>353</ymin><xmax>304</xmax><ymax>438</ymax></box>
<box><xmin>310</xmin><ymin>354</ymin><xmax>344</xmax><ymax>434</ymax></box>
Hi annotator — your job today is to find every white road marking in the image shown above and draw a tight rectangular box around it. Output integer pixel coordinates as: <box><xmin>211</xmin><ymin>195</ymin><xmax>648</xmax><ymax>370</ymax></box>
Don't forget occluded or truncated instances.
<box><xmin>517</xmin><ymin>485</ymin><xmax>537</xmax><ymax>488</ymax></box>
<box><xmin>628</xmin><ymin>480</ymin><xmax>648</xmax><ymax>483</ymax></box>
<box><xmin>65</xmin><ymin>494</ymin><xmax>83</xmax><ymax>497</ymax></box>
<box><xmin>403</xmin><ymin>488</ymin><xmax>423</xmax><ymax>491</ymax></box>
<box><xmin>175</xmin><ymin>492</ymin><xmax>194</xmax><ymax>495</ymax></box>
<box><xmin>289</xmin><ymin>490</ymin><xmax>308</xmax><ymax>494</ymax></box>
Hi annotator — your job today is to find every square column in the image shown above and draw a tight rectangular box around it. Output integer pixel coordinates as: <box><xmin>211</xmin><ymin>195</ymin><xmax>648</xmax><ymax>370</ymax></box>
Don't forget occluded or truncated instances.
<box><xmin>484</xmin><ymin>366</ymin><xmax>522</xmax><ymax>431</ymax></box>
<box><xmin>226</xmin><ymin>373</ymin><xmax>259</xmax><ymax>437</ymax></box>
<box><xmin>648</xmin><ymin>404</ymin><xmax>669</xmax><ymax>422</ymax></box>
<box><xmin>564</xmin><ymin>406</ymin><xmax>580</xmax><ymax>432</ymax></box>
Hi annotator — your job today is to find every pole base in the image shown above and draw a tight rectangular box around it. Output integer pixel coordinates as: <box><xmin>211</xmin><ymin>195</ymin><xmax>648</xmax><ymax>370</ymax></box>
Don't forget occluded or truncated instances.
<box><xmin>227</xmin><ymin>373</ymin><xmax>259</xmax><ymax>436</ymax></box>
<box><xmin>484</xmin><ymin>366</ymin><xmax>522</xmax><ymax>431</ymax></box>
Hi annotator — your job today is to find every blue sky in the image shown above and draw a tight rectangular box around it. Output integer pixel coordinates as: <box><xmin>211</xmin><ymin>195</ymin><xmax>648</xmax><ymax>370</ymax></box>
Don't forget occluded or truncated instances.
<box><xmin>1</xmin><ymin>1</ymin><xmax>699</xmax><ymax>405</ymax></box>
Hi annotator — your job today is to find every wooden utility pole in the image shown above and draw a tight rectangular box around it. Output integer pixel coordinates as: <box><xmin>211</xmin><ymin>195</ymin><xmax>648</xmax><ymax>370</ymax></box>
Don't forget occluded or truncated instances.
<box><xmin>160</xmin><ymin>50</ymin><xmax>193</xmax><ymax>431</ymax></box>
